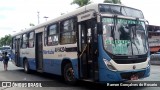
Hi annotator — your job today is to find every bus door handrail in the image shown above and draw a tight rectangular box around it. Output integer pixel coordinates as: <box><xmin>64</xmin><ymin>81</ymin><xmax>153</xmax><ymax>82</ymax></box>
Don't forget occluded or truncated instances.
<box><xmin>79</xmin><ymin>44</ymin><xmax>88</xmax><ymax>57</ymax></box>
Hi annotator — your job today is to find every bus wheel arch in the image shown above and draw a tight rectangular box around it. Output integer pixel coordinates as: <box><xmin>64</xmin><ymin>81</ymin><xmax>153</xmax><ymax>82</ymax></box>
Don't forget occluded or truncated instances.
<box><xmin>61</xmin><ymin>59</ymin><xmax>77</xmax><ymax>85</ymax></box>
<box><xmin>23</xmin><ymin>57</ymin><xmax>30</xmax><ymax>73</ymax></box>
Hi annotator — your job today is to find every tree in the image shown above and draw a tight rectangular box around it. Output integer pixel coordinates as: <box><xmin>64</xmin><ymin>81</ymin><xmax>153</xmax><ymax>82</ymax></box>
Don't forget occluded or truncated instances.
<box><xmin>104</xmin><ymin>0</ymin><xmax>121</xmax><ymax>4</ymax></box>
<box><xmin>29</xmin><ymin>23</ymin><xmax>35</xmax><ymax>26</ymax></box>
<box><xmin>71</xmin><ymin>0</ymin><xmax>91</xmax><ymax>7</ymax></box>
<box><xmin>0</xmin><ymin>34</ymin><xmax>12</xmax><ymax>47</ymax></box>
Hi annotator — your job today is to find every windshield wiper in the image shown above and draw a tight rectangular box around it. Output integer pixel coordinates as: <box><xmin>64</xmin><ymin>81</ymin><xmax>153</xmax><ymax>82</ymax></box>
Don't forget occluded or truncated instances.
<box><xmin>131</xmin><ymin>39</ymin><xmax>140</xmax><ymax>54</ymax></box>
<box><xmin>129</xmin><ymin>24</ymin><xmax>140</xmax><ymax>54</ymax></box>
<box><xmin>111</xmin><ymin>15</ymin><xmax>117</xmax><ymax>46</ymax></box>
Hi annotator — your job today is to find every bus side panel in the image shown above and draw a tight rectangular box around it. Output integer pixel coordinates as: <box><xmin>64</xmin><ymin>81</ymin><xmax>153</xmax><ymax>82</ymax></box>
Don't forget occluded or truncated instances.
<box><xmin>71</xmin><ymin>59</ymin><xmax>79</xmax><ymax>79</ymax></box>
<box><xmin>18</xmin><ymin>58</ymin><xmax>43</xmax><ymax>71</ymax></box>
<box><xmin>98</xmin><ymin>36</ymin><xmax>120</xmax><ymax>81</ymax></box>
<box><xmin>43</xmin><ymin>59</ymin><xmax>61</xmax><ymax>75</ymax></box>
<box><xmin>42</xmin><ymin>58</ymin><xmax>78</xmax><ymax>79</ymax></box>
<box><xmin>43</xmin><ymin>46</ymin><xmax>60</xmax><ymax>74</ymax></box>
<box><xmin>20</xmin><ymin>48</ymin><xmax>36</xmax><ymax>70</ymax></box>
<box><xmin>17</xmin><ymin>57</ymin><xmax>36</xmax><ymax>71</ymax></box>
<box><xmin>43</xmin><ymin>59</ymin><xmax>53</xmax><ymax>73</ymax></box>
<box><xmin>143</xmin><ymin>65</ymin><xmax>150</xmax><ymax>77</ymax></box>
<box><xmin>28</xmin><ymin>58</ymin><xmax>36</xmax><ymax>70</ymax></box>
<box><xmin>144</xmin><ymin>52</ymin><xmax>151</xmax><ymax>77</ymax></box>
<box><xmin>43</xmin><ymin>46</ymin><xmax>78</xmax><ymax>77</ymax></box>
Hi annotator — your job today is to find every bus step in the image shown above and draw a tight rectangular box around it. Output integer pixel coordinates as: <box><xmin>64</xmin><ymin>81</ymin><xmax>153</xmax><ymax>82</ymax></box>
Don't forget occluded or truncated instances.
<box><xmin>37</xmin><ymin>70</ymin><xmax>43</xmax><ymax>73</ymax></box>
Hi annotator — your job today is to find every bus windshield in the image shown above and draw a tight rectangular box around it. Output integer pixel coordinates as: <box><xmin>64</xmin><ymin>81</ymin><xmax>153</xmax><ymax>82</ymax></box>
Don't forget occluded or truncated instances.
<box><xmin>102</xmin><ymin>17</ymin><xmax>148</xmax><ymax>55</ymax></box>
<box><xmin>99</xmin><ymin>4</ymin><xmax>144</xmax><ymax>19</ymax></box>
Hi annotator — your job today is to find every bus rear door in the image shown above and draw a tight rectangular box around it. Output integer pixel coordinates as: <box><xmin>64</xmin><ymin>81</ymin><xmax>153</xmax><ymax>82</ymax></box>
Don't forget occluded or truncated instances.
<box><xmin>15</xmin><ymin>38</ymin><xmax>21</xmax><ymax>67</ymax></box>
<box><xmin>35</xmin><ymin>31</ymin><xmax>43</xmax><ymax>72</ymax></box>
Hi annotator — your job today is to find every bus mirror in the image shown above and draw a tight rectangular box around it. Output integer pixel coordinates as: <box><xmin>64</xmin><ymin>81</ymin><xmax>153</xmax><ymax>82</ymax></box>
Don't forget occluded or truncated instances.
<box><xmin>145</xmin><ymin>20</ymin><xmax>149</xmax><ymax>31</ymax></box>
<box><xmin>146</xmin><ymin>20</ymin><xmax>149</xmax><ymax>25</ymax></box>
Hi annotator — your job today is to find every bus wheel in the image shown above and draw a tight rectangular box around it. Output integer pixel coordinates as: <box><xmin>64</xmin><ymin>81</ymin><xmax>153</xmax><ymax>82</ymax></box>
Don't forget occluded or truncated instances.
<box><xmin>24</xmin><ymin>60</ymin><xmax>30</xmax><ymax>73</ymax></box>
<box><xmin>64</xmin><ymin>63</ymin><xmax>76</xmax><ymax>85</ymax></box>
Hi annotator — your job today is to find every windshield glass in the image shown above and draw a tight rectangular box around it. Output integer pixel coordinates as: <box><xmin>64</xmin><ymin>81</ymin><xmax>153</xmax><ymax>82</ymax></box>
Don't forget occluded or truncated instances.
<box><xmin>99</xmin><ymin>4</ymin><xmax>144</xmax><ymax>19</ymax></box>
<box><xmin>102</xmin><ymin>17</ymin><xmax>148</xmax><ymax>55</ymax></box>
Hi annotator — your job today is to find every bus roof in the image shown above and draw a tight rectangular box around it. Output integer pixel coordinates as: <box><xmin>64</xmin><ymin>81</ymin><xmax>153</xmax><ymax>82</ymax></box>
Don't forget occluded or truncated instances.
<box><xmin>12</xmin><ymin>3</ymin><xmax>142</xmax><ymax>37</ymax></box>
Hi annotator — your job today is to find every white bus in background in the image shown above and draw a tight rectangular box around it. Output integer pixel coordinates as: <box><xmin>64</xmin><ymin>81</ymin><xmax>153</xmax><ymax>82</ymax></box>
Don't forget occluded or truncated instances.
<box><xmin>11</xmin><ymin>3</ymin><xmax>150</xmax><ymax>84</ymax></box>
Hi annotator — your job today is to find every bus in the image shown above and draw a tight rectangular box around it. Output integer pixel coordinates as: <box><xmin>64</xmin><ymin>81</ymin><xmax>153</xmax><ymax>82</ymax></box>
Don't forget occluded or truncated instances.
<box><xmin>11</xmin><ymin>3</ymin><xmax>150</xmax><ymax>84</ymax></box>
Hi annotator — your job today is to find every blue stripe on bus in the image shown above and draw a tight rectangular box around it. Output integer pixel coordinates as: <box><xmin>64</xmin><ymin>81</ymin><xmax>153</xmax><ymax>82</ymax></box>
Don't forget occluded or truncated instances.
<box><xmin>98</xmin><ymin>35</ymin><xmax>119</xmax><ymax>81</ymax></box>
<box><xmin>43</xmin><ymin>59</ymin><xmax>61</xmax><ymax>75</ymax></box>
<box><xmin>17</xmin><ymin>57</ymin><xmax>79</xmax><ymax>79</ymax></box>
<box><xmin>98</xmin><ymin>36</ymin><xmax>111</xmax><ymax>69</ymax></box>
<box><xmin>99</xmin><ymin>67</ymin><xmax>150</xmax><ymax>82</ymax></box>
<box><xmin>143</xmin><ymin>66</ymin><xmax>150</xmax><ymax>77</ymax></box>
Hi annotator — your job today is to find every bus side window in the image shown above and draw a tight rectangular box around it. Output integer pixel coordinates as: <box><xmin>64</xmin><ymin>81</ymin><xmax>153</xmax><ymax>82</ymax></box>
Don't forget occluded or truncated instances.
<box><xmin>22</xmin><ymin>33</ymin><xmax>28</xmax><ymax>48</ymax></box>
<box><xmin>28</xmin><ymin>32</ymin><xmax>35</xmax><ymax>48</ymax></box>
<box><xmin>47</xmin><ymin>23</ymin><xmax>59</xmax><ymax>46</ymax></box>
<box><xmin>60</xmin><ymin>19</ymin><xmax>76</xmax><ymax>44</ymax></box>
<box><xmin>44</xmin><ymin>27</ymin><xmax>47</xmax><ymax>46</ymax></box>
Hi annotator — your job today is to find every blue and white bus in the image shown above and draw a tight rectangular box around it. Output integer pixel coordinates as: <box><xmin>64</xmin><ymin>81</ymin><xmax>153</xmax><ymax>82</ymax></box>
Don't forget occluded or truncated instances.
<box><xmin>11</xmin><ymin>3</ymin><xmax>150</xmax><ymax>84</ymax></box>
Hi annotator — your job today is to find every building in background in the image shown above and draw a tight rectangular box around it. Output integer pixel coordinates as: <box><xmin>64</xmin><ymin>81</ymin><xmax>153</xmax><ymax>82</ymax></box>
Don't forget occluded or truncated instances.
<box><xmin>148</xmin><ymin>25</ymin><xmax>160</xmax><ymax>54</ymax></box>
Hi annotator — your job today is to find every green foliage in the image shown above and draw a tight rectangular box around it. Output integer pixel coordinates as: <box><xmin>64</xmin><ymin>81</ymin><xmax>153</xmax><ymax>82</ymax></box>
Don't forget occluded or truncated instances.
<box><xmin>0</xmin><ymin>34</ymin><xmax>12</xmax><ymax>47</ymax></box>
<box><xmin>29</xmin><ymin>23</ymin><xmax>35</xmax><ymax>26</ymax></box>
<box><xmin>104</xmin><ymin>0</ymin><xmax>121</xmax><ymax>4</ymax></box>
<box><xmin>71</xmin><ymin>0</ymin><xmax>91</xmax><ymax>7</ymax></box>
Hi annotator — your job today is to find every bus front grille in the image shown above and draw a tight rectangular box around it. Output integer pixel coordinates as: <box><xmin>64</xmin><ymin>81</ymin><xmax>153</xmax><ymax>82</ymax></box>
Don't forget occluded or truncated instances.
<box><xmin>113</xmin><ymin>58</ymin><xmax>147</xmax><ymax>64</ymax></box>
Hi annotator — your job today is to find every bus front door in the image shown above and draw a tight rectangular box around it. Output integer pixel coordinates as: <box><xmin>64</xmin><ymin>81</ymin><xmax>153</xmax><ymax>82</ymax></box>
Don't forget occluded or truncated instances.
<box><xmin>35</xmin><ymin>32</ymin><xmax>43</xmax><ymax>72</ymax></box>
<box><xmin>78</xmin><ymin>19</ymin><xmax>99</xmax><ymax>81</ymax></box>
<box><xmin>15</xmin><ymin>38</ymin><xmax>20</xmax><ymax>67</ymax></box>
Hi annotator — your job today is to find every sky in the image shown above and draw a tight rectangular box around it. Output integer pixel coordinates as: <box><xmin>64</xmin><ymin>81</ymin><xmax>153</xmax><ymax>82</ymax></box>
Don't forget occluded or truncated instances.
<box><xmin>0</xmin><ymin>0</ymin><xmax>159</xmax><ymax>38</ymax></box>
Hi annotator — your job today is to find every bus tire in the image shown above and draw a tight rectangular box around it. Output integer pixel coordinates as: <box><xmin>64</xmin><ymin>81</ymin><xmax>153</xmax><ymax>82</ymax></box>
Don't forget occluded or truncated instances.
<box><xmin>63</xmin><ymin>63</ymin><xmax>77</xmax><ymax>85</ymax></box>
<box><xmin>24</xmin><ymin>60</ymin><xmax>30</xmax><ymax>74</ymax></box>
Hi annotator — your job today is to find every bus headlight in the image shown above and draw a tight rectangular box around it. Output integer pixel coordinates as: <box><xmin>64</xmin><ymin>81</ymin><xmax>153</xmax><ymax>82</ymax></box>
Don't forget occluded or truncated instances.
<box><xmin>103</xmin><ymin>58</ymin><xmax>117</xmax><ymax>70</ymax></box>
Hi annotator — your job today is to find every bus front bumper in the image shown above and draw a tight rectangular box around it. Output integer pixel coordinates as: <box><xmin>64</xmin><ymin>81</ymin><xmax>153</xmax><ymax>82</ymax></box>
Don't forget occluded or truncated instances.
<box><xmin>98</xmin><ymin>65</ymin><xmax>150</xmax><ymax>82</ymax></box>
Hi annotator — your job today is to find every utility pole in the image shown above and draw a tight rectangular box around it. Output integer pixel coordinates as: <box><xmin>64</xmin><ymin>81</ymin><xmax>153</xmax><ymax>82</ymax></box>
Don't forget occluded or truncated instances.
<box><xmin>37</xmin><ymin>11</ymin><xmax>40</xmax><ymax>24</ymax></box>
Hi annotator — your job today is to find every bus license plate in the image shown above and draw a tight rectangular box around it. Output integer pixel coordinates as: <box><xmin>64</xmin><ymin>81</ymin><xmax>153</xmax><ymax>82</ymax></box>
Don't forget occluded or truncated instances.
<box><xmin>130</xmin><ymin>75</ymin><xmax>138</xmax><ymax>80</ymax></box>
